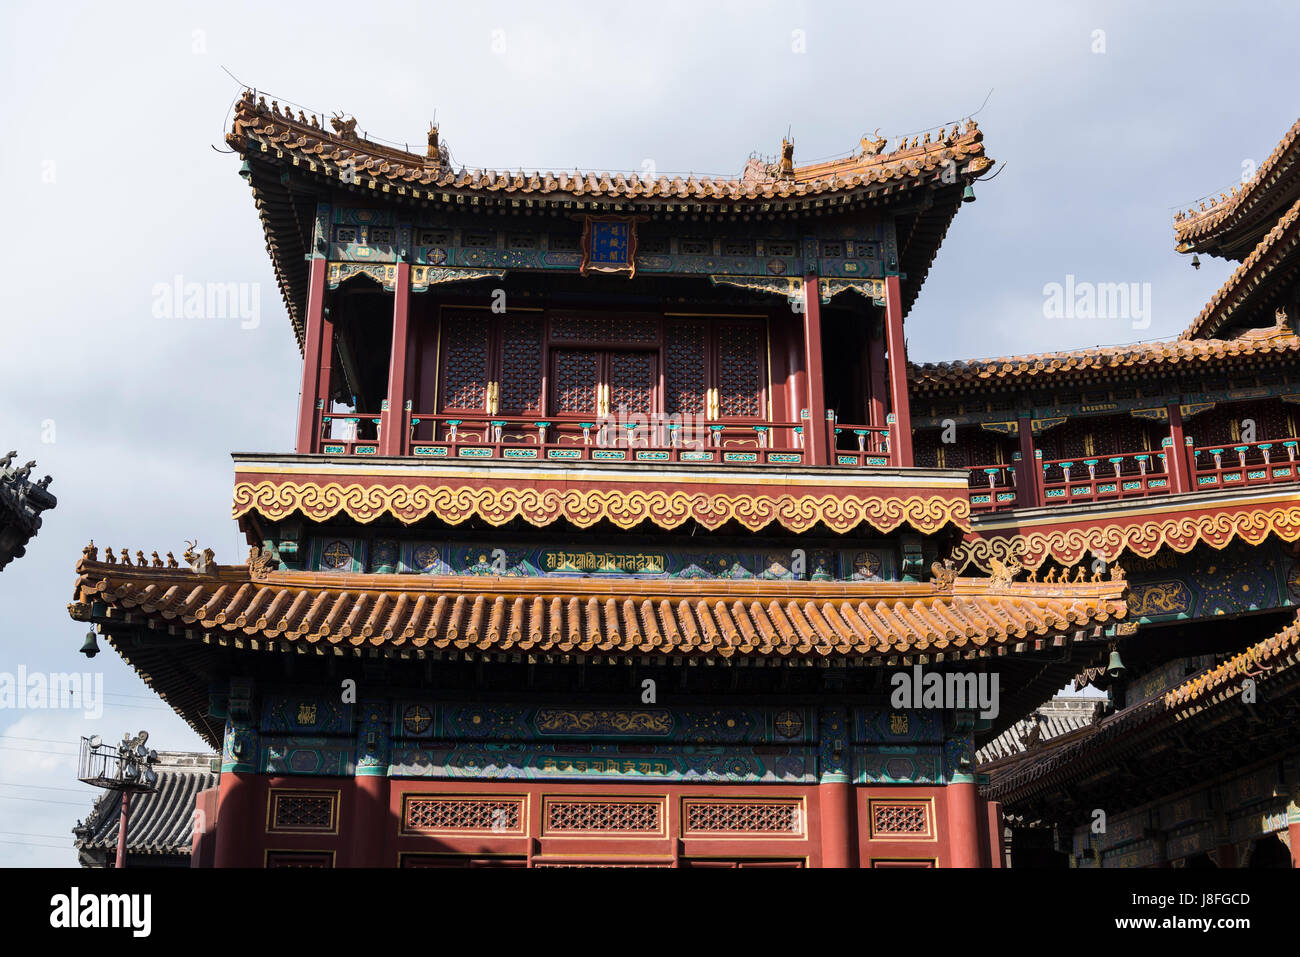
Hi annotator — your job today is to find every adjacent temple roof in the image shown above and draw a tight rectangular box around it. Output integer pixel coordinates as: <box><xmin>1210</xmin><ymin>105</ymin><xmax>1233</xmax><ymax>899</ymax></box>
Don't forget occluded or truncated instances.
<box><xmin>72</xmin><ymin>751</ymin><xmax>217</xmax><ymax>866</ymax></box>
<box><xmin>1174</xmin><ymin>117</ymin><xmax>1300</xmax><ymax>260</ymax></box>
<box><xmin>975</xmin><ymin>695</ymin><xmax>1103</xmax><ymax>764</ymax></box>
<box><xmin>908</xmin><ymin>321</ymin><xmax>1300</xmax><ymax>394</ymax></box>
<box><xmin>69</xmin><ymin>544</ymin><xmax>1127</xmax><ymax>740</ymax></box>
<box><xmin>982</xmin><ymin>613</ymin><xmax>1300</xmax><ymax>805</ymax></box>
<box><xmin>226</xmin><ymin>89</ymin><xmax>992</xmax><ymax>344</ymax></box>
<box><xmin>0</xmin><ymin>450</ymin><xmax>55</xmax><ymax>572</ymax></box>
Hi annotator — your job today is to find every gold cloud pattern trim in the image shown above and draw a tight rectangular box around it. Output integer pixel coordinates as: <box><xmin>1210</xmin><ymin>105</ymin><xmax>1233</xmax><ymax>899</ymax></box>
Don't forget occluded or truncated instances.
<box><xmin>952</xmin><ymin>504</ymin><xmax>1300</xmax><ymax>571</ymax></box>
<box><xmin>232</xmin><ymin>480</ymin><xmax>970</xmax><ymax>534</ymax></box>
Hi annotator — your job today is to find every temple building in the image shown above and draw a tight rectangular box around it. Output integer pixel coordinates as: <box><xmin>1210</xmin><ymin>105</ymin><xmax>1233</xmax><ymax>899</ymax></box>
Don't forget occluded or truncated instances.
<box><xmin>84</xmin><ymin>87</ymin><xmax>1300</xmax><ymax>868</ymax></box>
<box><xmin>1</xmin><ymin>450</ymin><xmax>54</xmax><ymax>572</ymax></box>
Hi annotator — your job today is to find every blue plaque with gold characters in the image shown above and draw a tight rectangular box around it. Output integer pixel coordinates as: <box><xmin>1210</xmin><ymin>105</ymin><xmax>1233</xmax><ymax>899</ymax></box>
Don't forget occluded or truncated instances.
<box><xmin>581</xmin><ymin>215</ymin><xmax>640</xmax><ymax>277</ymax></box>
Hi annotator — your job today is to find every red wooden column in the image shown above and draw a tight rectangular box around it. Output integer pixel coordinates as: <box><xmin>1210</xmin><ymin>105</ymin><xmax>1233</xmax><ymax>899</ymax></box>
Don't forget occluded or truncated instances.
<box><xmin>801</xmin><ymin>276</ymin><xmax>829</xmax><ymax>465</ymax></box>
<box><xmin>294</xmin><ymin>257</ymin><xmax>330</xmax><ymax>453</ymax></box>
<box><xmin>946</xmin><ymin>780</ymin><xmax>983</xmax><ymax>867</ymax></box>
<box><xmin>1165</xmin><ymin>402</ymin><xmax>1193</xmax><ymax>493</ymax></box>
<box><xmin>883</xmin><ymin>275</ymin><xmax>914</xmax><ymax>467</ymax></box>
<box><xmin>212</xmin><ymin>770</ymin><xmax>256</xmax><ymax>868</ymax></box>
<box><xmin>867</xmin><ymin>322</ymin><xmax>888</xmax><ymax>432</ymax></box>
<box><xmin>785</xmin><ymin>316</ymin><xmax>807</xmax><ymax>454</ymax></box>
<box><xmin>1016</xmin><ymin>412</ymin><xmax>1041</xmax><ymax>507</ymax></box>
<box><xmin>380</xmin><ymin>260</ymin><xmax>412</xmax><ymax>456</ymax></box>
<box><xmin>817</xmin><ymin>707</ymin><xmax>857</xmax><ymax>867</ymax></box>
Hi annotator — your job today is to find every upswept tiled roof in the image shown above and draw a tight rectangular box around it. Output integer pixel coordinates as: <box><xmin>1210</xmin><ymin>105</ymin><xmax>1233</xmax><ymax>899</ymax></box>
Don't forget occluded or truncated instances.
<box><xmin>1180</xmin><ymin>194</ymin><xmax>1300</xmax><ymax>340</ymax></box>
<box><xmin>70</xmin><ymin>548</ymin><xmax>1126</xmax><ymax>663</ymax></box>
<box><xmin>1174</xmin><ymin>117</ymin><xmax>1300</xmax><ymax>256</ymax></box>
<box><xmin>909</xmin><ymin>327</ymin><xmax>1300</xmax><ymax>392</ymax></box>
<box><xmin>73</xmin><ymin>752</ymin><xmax>217</xmax><ymax>860</ymax></box>
<box><xmin>227</xmin><ymin>90</ymin><xmax>989</xmax><ymax>204</ymax></box>
<box><xmin>983</xmin><ymin>614</ymin><xmax>1300</xmax><ymax>801</ymax></box>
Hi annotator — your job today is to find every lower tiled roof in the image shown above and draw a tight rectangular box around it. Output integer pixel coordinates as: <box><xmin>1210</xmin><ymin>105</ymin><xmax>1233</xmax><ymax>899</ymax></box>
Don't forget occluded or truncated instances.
<box><xmin>70</xmin><ymin>548</ymin><xmax>1127</xmax><ymax>662</ymax></box>
<box><xmin>73</xmin><ymin>752</ymin><xmax>217</xmax><ymax>858</ymax></box>
<box><xmin>909</xmin><ymin>329</ymin><xmax>1300</xmax><ymax>392</ymax></box>
<box><xmin>982</xmin><ymin>614</ymin><xmax>1300</xmax><ymax>801</ymax></box>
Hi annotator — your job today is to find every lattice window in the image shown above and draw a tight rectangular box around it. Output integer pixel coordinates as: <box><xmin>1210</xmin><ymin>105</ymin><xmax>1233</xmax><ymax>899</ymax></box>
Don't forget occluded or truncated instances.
<box><xmin>683</xmin><ymin>801</ymin><xmax>802</xmax><ymax>834</ymax></box>
<box><xmin>551</xmin><ymin>316</ymin><xmax>657</xmax><ymax>343</ymax></box>
<box><xmin>405</xmin><ymin>797</ymin><xmax>525</xmax><ymax>833</ymax></box>
<box><xmin>552</xmin><ymin>350</ymin><xmax>600</xmax><ymax>414</ymax></box>
<box><xmin>440</xmin><ymin>316</ymin><xmax>490</xmax><ymax>410</ymax></box>
<box><xmin>608</xmin><ymin>351</ymin><xmax>655</xmax><ymax>414</ymax></box>
<box><xmin>665</xmin><ymin>320</ymin><xmax>707</xmax><ymax>416</ymax></box>
<box><xmin>544</xmin><ymin>800</ymin><xmax>662</xmax><ymax>833</ymax></box>
<box><xmin>869</xmin><ymin>801</ymin><xmax>931</xmax><ymax>838</ymax></box>
<box><xmin>267</xmin><ymin>851</ymin><xmax>333</xmax><ymax>868</ymax></box>
<box><xmin>499</xmin><ymin>317</ymin><xmax>543</xmax><ymax>413</ymax></box>
<box><xmin>269</xmin><ymin>791</ymin><xmax>336</xmax><ymax>833</ymax></box>
<box><xmin>716</xmin><ymin>322</ymin><xmax>764</xmax><ymax>418</ymax></box>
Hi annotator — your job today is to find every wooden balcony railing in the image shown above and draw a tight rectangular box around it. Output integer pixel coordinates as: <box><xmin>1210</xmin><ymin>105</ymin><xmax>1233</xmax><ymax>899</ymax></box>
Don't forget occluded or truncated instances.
<box><xmin>308</xmin><ymin>408</ymin><xmax>910</xmax><ymax>469</ymax></box>
<box><xmin>1192</xmin><ymin>437</ymin><xmax>1300</xmax><ymax>490</ymax></box>
<box><xmin>1040</xmin><ymin>450</ymin><xmax>1173</xmax><ymax>506</ymax></box>
<box><xmin>830</xmin><ymin>422</ymin><xmax>892</xmax><ymax>467</ymax></box>
<box><xmin>968</xmin><ymin>463</ymin><xmax>1017</xmax><ymax>512</ymax></box>
<box><xmin>318</xmin><ymin>413</ymin><xmax>385</xmax><ymax>455</ymax></box>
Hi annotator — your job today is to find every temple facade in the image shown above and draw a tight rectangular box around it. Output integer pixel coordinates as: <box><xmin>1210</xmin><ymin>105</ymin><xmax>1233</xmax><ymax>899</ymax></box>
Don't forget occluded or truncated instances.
<box><xmin>72</xmin><ymin>91</ymin><xmax>1300</xmax><ymax>869</ymax></box>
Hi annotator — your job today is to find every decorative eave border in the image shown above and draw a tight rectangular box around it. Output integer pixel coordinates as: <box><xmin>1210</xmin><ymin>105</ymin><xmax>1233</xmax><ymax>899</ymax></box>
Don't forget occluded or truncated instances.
<box><xmin>232</xmin><ymin>477</ymin><xmax>970</xmax><ymax>535</ymax></box>
<box><xmin>952</xmin><ymin>497</ymin><xmax>1300</xmax><ymax>571</ymax></box>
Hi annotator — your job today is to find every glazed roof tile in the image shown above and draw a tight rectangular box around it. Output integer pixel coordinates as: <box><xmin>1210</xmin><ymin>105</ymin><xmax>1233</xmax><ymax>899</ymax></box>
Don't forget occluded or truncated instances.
<box><xmin>1180</xmin><ymin>194</ymin><xmax>1300</xmax><ymax>340</ymax></box>
<box><xmin>227</xmin><ymin>91</ymin><xmax>990</xmax><ymax>205</ymax></box>
<box><xmin>70</xmin><ymin>548</ymin><xmax>1127</xmax><ymax>663</ymax></box>
<box><xmin>1174</xmin><ymin>117</ymin><xmax>1300</xmax><ymax>256</ymax></box>
<box><xmin>909</xmin><ymin>327</ymin><xmax>1300</xmax><ymax>392</ymax></box>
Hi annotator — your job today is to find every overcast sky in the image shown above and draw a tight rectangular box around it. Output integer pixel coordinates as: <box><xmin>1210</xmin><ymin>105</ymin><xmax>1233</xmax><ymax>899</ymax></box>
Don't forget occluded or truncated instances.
<box><xmin>1</xmin><ymin>0</ymin><xmax>1296</xmax><ymax>866</ymax></box>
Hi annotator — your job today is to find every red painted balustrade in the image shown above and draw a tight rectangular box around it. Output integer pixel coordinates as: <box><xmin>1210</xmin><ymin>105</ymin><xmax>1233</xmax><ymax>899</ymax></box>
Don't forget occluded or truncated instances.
<box><xmin>1191</xmin><ymin>436</ymin><xmax>1300</xmax><ymax>491</ymax></box>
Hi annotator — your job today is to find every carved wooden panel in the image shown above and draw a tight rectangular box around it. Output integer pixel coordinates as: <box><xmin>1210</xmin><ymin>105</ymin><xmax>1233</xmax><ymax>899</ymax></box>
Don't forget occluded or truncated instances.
<box><xmin>716</xmin><ymin>321</ymin><xmax>764</xmax><ymax>418</ymax></box>
<box><xmin>543</xmin><ymin>800</ymin><xmax>662</xmax><ymax>833</ymax></box>
<box><xmin>551</xmin><ymin>315</ymin><xmax>657</xmax><ymax>343</ymax></box>
<box><xmin>868</xmin><ymin>799</ymin><xmax>933</xmax><ymax>839</ymax></box>
<box><xmin>682</xmin><ymin>800</ymin><xmax>802</xmax><ymax>835</ymax></box>
<box><xmin>499</xmin><ymin>316</ymin><xmax>544</xmax><ymax>413</ymax></box>
<box><xmin>440</xmin><ymin>315</ymin><xmax>490</xmax><ymax>410</ymax></box>
<box><xmin>665</xmin><ymin>320</ymin><xmax>707</xmax><ymax>415</ymax></box>
<box><xmin>607</xmin><ymin>351</ymin><xmax>656</xmax><ymax>414</ymax></box>
<box><xmin>268</xmin><ymin>790</ymin><xmax>337</xmax><ymax>833</ymax></box>
<box><xmin>405</xmin><ymin>796</ymin><xmax>525</xmax><ymax>833</ymax></box>
<box><xmin>551</xmin><ymin>350</ymin><xmax>600</xmax><ymax>414</ymax></box>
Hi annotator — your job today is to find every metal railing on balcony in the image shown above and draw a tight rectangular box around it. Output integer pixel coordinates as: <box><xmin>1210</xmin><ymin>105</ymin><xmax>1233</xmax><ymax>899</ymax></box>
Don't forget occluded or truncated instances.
<box><xmin>1192</xmin><ymin>437</ymin><xmax>1300</xmax><ymax>490</ymax></box>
